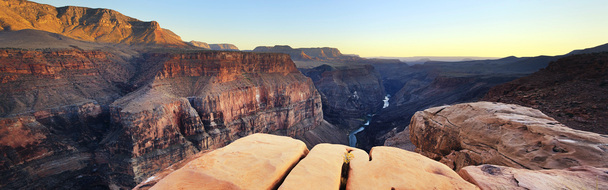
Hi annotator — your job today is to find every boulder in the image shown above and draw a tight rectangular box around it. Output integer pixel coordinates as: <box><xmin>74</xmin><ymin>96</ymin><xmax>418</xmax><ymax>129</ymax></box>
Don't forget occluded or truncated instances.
<box><xmin>410</xmin><ymin>102</ymin><xmax>608</xmax><ymax>171</ymax></box>
<box><xmin>459</xmin><ymin>164</ymin><xmax>608</xmax><ymax>190</ymax></box>
<box><xmin>346</xmin><ymin>146</ymin><xmax>478</xmax><ymax>190</ymax></box>
<box><xmin>150</xmin><ymin>133</ymin><xmax>308</xmax><ymax>190</ymax></box>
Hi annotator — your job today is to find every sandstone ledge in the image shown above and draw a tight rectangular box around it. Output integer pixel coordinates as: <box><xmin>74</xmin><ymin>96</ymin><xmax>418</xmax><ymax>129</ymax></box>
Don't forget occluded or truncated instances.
<box><xmin>147</xmin><ymin>133</ymin><xmax>477</xmax><ymax>190</ymax></box>
<box><xmin>410</xmin><ymin>101</ymin><xmax>608</xmax><ymax>171</ymax></box>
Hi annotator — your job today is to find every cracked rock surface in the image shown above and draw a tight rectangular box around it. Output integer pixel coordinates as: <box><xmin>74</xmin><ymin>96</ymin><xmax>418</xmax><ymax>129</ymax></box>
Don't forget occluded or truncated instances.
<box><xmin>410</xmin><ymin>101</ymin><xmax>608</xmax><ymax>171</ymax></box>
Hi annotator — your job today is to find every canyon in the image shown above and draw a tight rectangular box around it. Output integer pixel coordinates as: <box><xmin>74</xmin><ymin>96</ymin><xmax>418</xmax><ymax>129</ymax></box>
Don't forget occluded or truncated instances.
<box><xmin>1</xmin><ymin>0</ymin><xmax>608</xmax><ymax>189</ymax></box>
<box><xmin>0</xmin><ymin>47</ymin><xmax>335</xmax><ymax>189</ymax></box>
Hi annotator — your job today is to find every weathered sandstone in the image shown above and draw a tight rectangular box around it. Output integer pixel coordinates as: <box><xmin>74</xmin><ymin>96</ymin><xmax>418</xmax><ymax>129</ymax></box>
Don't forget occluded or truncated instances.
<box><xmin>279</xmin><ymin>144</ymin><xmax>353</xmax><ymax>190</ymax></box>
<box><xmin>146</xmin><ymin>134</ymin><xmax>478</xmax><ymax>190</ymax></box>
<box><xmin>347</xmin><ymin>146</ymin><xmax>478</xmax><ymax>190</ymax></box>
<box><xmin>410</xmin><ymin>102</ymin><xmax>608</xmax><ymax>171</ymax></box>
<box><xmin>459</xmin><ymin>164</ymin><xmax>608</xmax><ymax>190</ymax></box>
<box><xmin>150</xmin><ymin>133</ymin><xmax>308</xmax><ymax>190</ymax></box>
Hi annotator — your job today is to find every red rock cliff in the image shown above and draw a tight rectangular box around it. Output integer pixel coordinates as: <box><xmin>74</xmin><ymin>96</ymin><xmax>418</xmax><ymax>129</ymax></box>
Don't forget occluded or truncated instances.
<box><xmin>105</xmin><ymin>51</ymin><xmax>323</xmax><ymax>186</ymax></box>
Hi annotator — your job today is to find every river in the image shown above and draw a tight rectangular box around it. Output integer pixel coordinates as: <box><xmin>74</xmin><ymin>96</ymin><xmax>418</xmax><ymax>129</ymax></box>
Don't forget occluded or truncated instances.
<box><xmin>348</xmin><ymin>94</ymin><xmax>390</xmax><ymax>147</ymax></box>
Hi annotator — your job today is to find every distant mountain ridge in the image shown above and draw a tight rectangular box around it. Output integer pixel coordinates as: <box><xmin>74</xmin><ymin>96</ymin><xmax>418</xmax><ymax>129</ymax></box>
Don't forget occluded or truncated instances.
<box><xmin>253</xmin><ymin>45</ymin><xmax>362</xmax><ymax>61</ymax></box>
<box><xmin>0</xmin><ymin>0</ymin><xmax>187</xmax><ymax>47</ymax></box>
<box><xmin>187</xmin><ymin>41</ymin><xmax>239</xmax><ymax>51</ymax></box>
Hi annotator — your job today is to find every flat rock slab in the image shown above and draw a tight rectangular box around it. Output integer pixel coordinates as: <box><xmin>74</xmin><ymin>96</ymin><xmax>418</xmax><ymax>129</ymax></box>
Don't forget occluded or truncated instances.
<box><xmin>279</xmin><ymin>143</ymin><xmax>354</xmax><ymax>190</ymax></box>
<box><xmin>459</xmin><ymin>164</ymin><xmax>608</xmax><ymax>190</ymax></box>
<box><xmin>347</xmin><ymin>146</ymin><xmax>478</xmax><ymax>190</ymax></box>
<box><xmin>151</xmin><ymin>133</ymin><xmax>308</xmax><ymax>190</ymax></box>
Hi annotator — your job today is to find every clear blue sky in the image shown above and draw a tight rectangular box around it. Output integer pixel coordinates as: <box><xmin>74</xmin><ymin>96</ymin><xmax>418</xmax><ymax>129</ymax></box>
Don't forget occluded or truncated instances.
<box><xmin>33</xmin><ymin>0</ymin><xmax>608</xmax><ymax>57</ymax></box>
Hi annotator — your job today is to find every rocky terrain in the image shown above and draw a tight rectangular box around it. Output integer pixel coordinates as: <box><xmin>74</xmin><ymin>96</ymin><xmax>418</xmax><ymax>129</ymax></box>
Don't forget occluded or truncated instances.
<box><xmin>300</xmin><ymin>64</ymin><xmax>385</xmax><ymax>129</ymax></box>
<box><xmin>0</xmin><ymin>0</ymin><xmax>187</xmax><ymax>47</ymax></box>
<box><xmin>0</xmin><ymin>49</ymin><xmax>332</xmax><ymax>189</ymax></box>
<box><xmin>409</xmin><ymin>102</ymin><xmax>608</xmax><ymax>171</ymax></box>
<box><xmin>140</xmin><ymin>129</ymin><xmax>608</xmax><ymax>189</ymax></box>
<box><xmin>140</xmin><ymin>133</ymin><xmax>479</xmax><ymax>190</ymax></box>
<box><xmin>484</xmin><ymin>52</ymin><xmax>608</xmax><ymax>134</ymax></box>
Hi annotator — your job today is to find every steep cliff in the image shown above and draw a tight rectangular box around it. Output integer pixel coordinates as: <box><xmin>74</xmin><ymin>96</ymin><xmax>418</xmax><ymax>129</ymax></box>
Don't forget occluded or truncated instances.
<box><xmin>484</xmin><ymin>52</ymin><xmax>608</xmax><ymax>134</ymax></box>
<box><xmin>300</xmin><ymin>64</ymin><xmax>385</xmax><ymax>129</ymax></box>
<box><xmin>104</xmin><ymin>51</ymin><xmax>322</xmax><ymax>187</ymax></box>
<box><xmin>0</xmin><ymin>49</ymin><xmax>324</xmax><ymax>189</ymax></box>
<box><xmin>0</xmin><ymin>49</ymin><xmax>136</xmax><ymax>189</ymax></box>
<box><xmin>0</xmin><ymin>0</ymin><xmax>187</xmax><ymax>47</ymax></box>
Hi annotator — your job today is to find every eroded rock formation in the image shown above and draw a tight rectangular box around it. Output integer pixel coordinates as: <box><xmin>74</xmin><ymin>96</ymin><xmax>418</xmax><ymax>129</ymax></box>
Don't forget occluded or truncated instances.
<box><xmin>459</xmin><ymin>164</ymin><xmax>608</xmax><ymax>190</ymax></box>
<box><xmin>410</xmin><ymin>102</ymin><xmax>608</xmax><ymax>171</ymax></box>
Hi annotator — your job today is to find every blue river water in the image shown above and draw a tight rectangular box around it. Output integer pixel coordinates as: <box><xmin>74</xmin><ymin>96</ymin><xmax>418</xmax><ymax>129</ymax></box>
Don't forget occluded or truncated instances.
<box><xmin>348</xmin><ymin>95</ymin><xmax>390</xmax><ymax>147</ymax></box>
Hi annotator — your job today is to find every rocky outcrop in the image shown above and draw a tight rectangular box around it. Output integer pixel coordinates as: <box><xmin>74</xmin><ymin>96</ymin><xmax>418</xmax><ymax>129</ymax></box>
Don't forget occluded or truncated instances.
<box><xmin>209</xmin><ymin>43</ymin><xmax>239</xmax><ymax>51</ymax></box>
<box><xmin>383</xmin><ymin>126</ymin><xmax>415</xmax><ymax>151</ymax></box>
<box><xmin>347</xmin><ymin>146</ymin><xmax>478</xmax><ymax>189</ymax></box>
<box><xmin>300</xmin><ymin>64</ymin><xmax>385</xmax><ymax>129</ymax></box>
<box><xmin>484</xmin><ymin>52</ymin><xmax>608</xmax><ymax>134</ymax></box>
<box><xmin>145</xmin><ymin>134</ymin><xmax>478</xmax><ymax>190</ymax></box>
<box><xmin>0</xmin><ymin>0</ymin><xmax>187</xmax><ymax>47</ymax></box>
<box><xmin>105</xmin><ymin>51</ymin><xmax>323</xmax><ymax>187</ymax></box>
<box><xmin>151</xmin><ymin>134</ymin><xmax>308</xmax><ymax>190</ymax></box>
<box><xmin>459</xmin><ymin>164</ymin><xmax>608</xmax><ymax>190</ymax></box>
<box><xmin>410</xmin><ymin>102</ymin><xmax>608</xmax><ymax>171</ymax></box>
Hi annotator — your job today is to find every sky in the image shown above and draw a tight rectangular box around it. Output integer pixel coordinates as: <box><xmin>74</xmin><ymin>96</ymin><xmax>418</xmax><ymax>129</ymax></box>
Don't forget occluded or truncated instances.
<box><xmin>33</xmin><ymin>0</ymin><xmax>608</xmax><ymax>58</ymax></box>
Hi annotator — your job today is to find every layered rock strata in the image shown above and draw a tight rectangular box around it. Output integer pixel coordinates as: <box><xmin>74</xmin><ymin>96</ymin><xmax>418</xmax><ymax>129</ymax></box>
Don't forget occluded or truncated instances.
<box><xmin>459</xmin><ymin>164</ymin><xmax>608</xmax><ymax>190</ymax></box>
<box><xmin>0</xmin><ymin>49</ymin><xmax>324</xmax><ymax>188</ymax></box>
<box><xmin>147</xmin><ymin>134</ymin><xmax>478</xmax><ymax>190</ymax></box>
<box><xmin>410</xmin><ymin>102</ymin><xmax>608</xmax><ymax>171</ymax></box>
<box><xmin>106</xmin><ymin>51</ymin><xmax>323</xmax><ymax>186</ymax></box>
<box><xmin>0</xmin><ymin>49</ymin><xmax>133</xmax><ymax>189</ymax></box>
